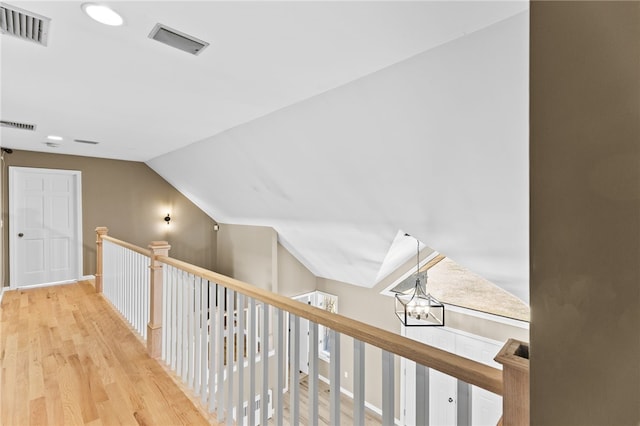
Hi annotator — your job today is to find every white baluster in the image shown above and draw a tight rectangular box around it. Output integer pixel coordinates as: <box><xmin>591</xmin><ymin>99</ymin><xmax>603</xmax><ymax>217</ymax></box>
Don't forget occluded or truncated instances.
<box><xmin>330</xmin><ymin>329</ymin><xmax>341</xmax><ymax>426</ymax></box>
<box><xmin>457</xmin><ymin>380</ymin><xmax>472</xmax><ymax>426</ymax></box>
<box><xmin>161</xmin><ymin>263</ymin><xmax>167</xmax><ymax>361</ymax></box>
<box><xmin>188</xmin><ymin>274</ymin><xmax>196</xmax><ymax>389</ymax></box>
<box><xmin>276</xmin><ymin>309</ymin><xmax>285</xmax><ymax>426</ymax></box>
<box><xmin>309</xmin><ymin>322</ymin><xmax>319</xmax><ymax>426</ymax></box>
<box><xmin>382</xmin><ymin>350</ymin><xmax>394</xmax><ymax>426</ymax></box>
<box><xmin>194</xmin><ymin>276</ymin><xmax>201</xmax><ymax>394</ymax></box>
<box><xmin>416</xmin><ymin>364</ymin><xmax>428</xmax><ymax>426</ymax></box>
<box><xmin>208</xmin><ymin>282</ymin><xmax>217</xmax><ymax>412</ymax></box>
<box><xmin>182</xmin><ymin>270</ymin><xmax>189</xmax><ymax>383</ymax></box>
<box><xmin>143</xmin><ymin>253</ymin><xmax>148</xmax><ymax>339</ymax></box>
<box><xmin>171</xmin><ymin>267</ymin><xmax>178</xmax><ymax>372</ymax></box>
<box><xmin>261</xmin><ymin>304</ymin><xmax>270</xmax><ymax>426</ymax></box>
<box><xmin>354</xmin><ymin>339</ymin><xmax>365</xmax><ymax>426</ymax></box>
<box><xmin>248</xmin><ymin>297</ymin><xmax>256</xmax><ymax>426</ymax></box>
<box><xmin>237</xmin><ymin>293</ymin><xmax>245</xmax><ymax>426</ymax></box>
<box><xmin>200</xmin><ymin>278</ymin><xmax>208</xmax><ymax>405</ymax></box>
<box><xmin>216</xmin><ymin>285</ymin><xmax>225</xmax><ymax>421</ymax></box>
<box><xmin>226</xmin><ymin>289</ymin><xmax>234</xmax><ymax>426</ymax></box>
<box><xmin>290</xmin><ymin>314</ymin><xmax>300</xmax><ymax>426</ymax></box>
<box><xmin>176</xmin><ymin>270</ymin><xmax>184</xmax><ymax>378</ymax></box>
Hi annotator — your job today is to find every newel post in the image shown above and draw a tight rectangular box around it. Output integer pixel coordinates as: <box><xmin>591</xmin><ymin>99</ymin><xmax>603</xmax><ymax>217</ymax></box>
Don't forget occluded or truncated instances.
<box><xmin>494</xmin><ymin>339</ymin><xmax>530</xmax><ymax>426</ymax></box>
<box><xmin>95</xmin><ymin>227</ymin><xmax>109</xmax><ymax>293</ymax></box>
<box><xmin>147</xmin><ymin>241</ymin><xmax>171</xmax><ymax>358</ymax></box>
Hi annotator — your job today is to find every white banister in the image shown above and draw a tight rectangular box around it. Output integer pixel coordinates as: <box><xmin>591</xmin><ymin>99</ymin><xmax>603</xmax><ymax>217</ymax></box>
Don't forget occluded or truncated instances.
<box><xmin>98</xmin><ymin>231</ymin><xmax>525</xmax><ymax>426</ymax></box>
<box><xmin>102</xmin><ymin>238</ymin><xmax>150</xmax><ymax>340</ymax></box>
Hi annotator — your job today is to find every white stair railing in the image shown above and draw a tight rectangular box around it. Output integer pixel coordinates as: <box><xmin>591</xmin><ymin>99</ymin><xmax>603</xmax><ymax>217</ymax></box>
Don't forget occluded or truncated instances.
<box><xmin>102</xmin><ymin>237</ymin><xmax>150</xmax><ymax>340</ymax></box>
<box><xmin>96</xmin><ymin>227</ymin><xmax>529</xmax><ymax>426</ymax></box>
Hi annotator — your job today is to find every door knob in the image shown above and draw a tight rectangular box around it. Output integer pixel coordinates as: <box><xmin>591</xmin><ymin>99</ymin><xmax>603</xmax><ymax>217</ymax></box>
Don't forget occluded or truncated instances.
<box><xmin>18</xmin><ymin>233</ymin><xmax>24</xmax><ymax>237</ymax></box>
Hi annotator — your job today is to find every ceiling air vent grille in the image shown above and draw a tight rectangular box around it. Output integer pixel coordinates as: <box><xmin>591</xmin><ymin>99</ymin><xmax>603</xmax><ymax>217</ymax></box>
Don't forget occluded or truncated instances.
<box><xmin>1</xmin><ymin>120</ymin><xmax>36</xmax><ymax>131</ymax></box>
<box><xmin>0</xmin><ymin>3</ymin><xmax>51</xmax><ymax>46</ymax></box>
<box><xmin>148</xmin><ymin>23</ymin><xmax>209</xmax><ymax>56</ymax></box>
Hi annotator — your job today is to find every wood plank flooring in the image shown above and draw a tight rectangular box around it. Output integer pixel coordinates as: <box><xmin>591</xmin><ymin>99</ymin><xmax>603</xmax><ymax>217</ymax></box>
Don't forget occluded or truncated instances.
<box><xmin>280</xmin><ymin>374</ymin><xmax>383</xmax><ymax>426</ymax></box>
<box><xmin>1</xmin><ymin>282</ymin><xmax>383</xmax><ymax>426</ymax></box>
<box><xmin>0</xmin><ymin>282</ymin><xmax>211</xmax><ymax>426</ymax></box>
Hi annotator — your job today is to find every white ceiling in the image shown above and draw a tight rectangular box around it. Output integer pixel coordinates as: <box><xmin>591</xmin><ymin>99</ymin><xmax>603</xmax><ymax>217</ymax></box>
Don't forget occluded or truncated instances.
<box><xmin>1</xmin><ymin>1</ymin><xmax>530</xmax><ymax>302</ymax></box>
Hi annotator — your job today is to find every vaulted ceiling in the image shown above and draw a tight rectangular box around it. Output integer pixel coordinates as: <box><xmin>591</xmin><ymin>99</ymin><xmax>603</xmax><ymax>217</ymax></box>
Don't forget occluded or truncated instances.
<box><xmin>1</xmin><ymin>1</ymin><xmax>530</xmax><ymax>302</ymax></box>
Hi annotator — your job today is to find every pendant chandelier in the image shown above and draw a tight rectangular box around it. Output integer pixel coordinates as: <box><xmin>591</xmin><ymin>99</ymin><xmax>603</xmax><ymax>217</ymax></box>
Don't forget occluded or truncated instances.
<box><xmin>395</xmin><ymin>238</ymin><xmax>444</xmax><ymax>327</ymax></box>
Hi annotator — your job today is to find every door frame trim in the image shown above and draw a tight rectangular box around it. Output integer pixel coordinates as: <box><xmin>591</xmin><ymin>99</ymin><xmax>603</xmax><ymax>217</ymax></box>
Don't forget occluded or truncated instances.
<box><xmin>9</xmin><ymin>166</ymin><xmax>83</xmax><ymax>289</ymax></box>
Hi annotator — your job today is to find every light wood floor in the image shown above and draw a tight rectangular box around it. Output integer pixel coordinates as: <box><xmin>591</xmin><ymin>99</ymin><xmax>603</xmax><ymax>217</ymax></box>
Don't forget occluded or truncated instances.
<box><xmin>0</xmin><ymin>282</ymin><xmax>211</xmax><ymax>426</ymax></box>
<box><xmin>280</xmin><ymin>374</ymin><xmax>383</xmax><ymax>426</ymax></box>
<box><xmin>1</xmin><ymin>282</ymin><xmax>383</xmax><ymax>426</ymax></box>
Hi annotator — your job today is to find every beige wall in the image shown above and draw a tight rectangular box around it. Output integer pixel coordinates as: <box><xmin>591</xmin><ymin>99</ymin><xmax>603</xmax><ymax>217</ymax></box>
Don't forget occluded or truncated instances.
<box><xmin>531</xmin><ymin>2</ymin><xmax>640</xmax><ymax>424</ymax></box>
<box><xmin>445</xmin><ymin>310</ymin><xmax>528</xmax><ymax>343</ymax></box>
<box><xmin>216</xmin><ymin>223</ymin><xmax>317</xmax><ymax>297</ymax></box>
<box><xmin>216</xmin><ymin>223</ymin><xmax>277</xmax><ymax>291</ymax></box>
<box><xmin>277</xmin><ymin>243</ymin><xmax>316</xmax><ymax>297</ymax></box>
<box><xmin>1</xmin><ymin>149</ymin><xmax>218</xmax><ymax>286</ymax></box>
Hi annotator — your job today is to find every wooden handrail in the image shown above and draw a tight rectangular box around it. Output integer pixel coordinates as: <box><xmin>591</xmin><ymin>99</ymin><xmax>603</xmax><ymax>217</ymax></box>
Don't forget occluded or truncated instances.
<box><xmin>102</xmin><ymin>235</ymin><xmax>151</xmax><ymax>257</ymax></box>
<box><xmin>157</xmin><ymin>254</ymin><xmax>504</xmax><ymax>396</ymax></box>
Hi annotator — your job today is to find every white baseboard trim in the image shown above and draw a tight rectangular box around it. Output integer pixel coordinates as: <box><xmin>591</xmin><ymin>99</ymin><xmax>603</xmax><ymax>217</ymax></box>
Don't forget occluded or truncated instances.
<box><xmin>317</xmin><ymin>374</ymin><xmax>402</xmax><ymax>425</ymax></box>
<box><xmin>10</xmin><ymin>275</ymin><xmax>96</xmax><ymax>291</ymax></box>
<box><xmin>12</xmin><ymin>279</ymin><xmax>77</xmax><ymax>290</ymax></box>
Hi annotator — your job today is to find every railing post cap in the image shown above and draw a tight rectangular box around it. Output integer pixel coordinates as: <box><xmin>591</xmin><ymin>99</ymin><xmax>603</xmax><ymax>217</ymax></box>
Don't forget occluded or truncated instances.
<box><xmin>149</xmin><ymin>241</ymin><xmax>171</xmax><ymax>250</ymax></box>
<box><xmin>95</xmin><ymin>226</ymin><xmax>109</xmax><ymax>234</ymax></box>
<box><xmin>494</xmin><ymin>338</ymin><xmax>530</xmax><ymax>372</ymax></box>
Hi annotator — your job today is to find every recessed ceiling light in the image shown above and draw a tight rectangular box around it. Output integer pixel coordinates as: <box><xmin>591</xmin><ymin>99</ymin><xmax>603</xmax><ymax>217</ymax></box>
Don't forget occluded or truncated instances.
<box><xmin>47</xmin><ymin>135</ymin><xmax>63</xmax><ymax>141</ymax></box>
<box><xmin>81</xmin><ymin>3</ymin><xmax>123</xmax><ymax>26</ymax></box>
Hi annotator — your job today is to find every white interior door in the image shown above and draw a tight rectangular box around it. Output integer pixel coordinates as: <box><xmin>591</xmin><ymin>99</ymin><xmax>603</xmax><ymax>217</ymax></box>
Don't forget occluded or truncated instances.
<box><xmin>292</xmin><ymin>293</ymin><xmax>311</xmax><ymax>375</ymax></box>
<box><xmin>427</xmin><ymin>329</ymin><xmax>457</xmax><ymax>426</ymax></box>
<box><xmin>9</xmin><ymin>167</ymin><xmax>82</xmax><ymax>287</ymax></box>
<box><xmin>402</xmin><ymin>326</ymin><xmax>503</xmax><ymax>426</ymax></box>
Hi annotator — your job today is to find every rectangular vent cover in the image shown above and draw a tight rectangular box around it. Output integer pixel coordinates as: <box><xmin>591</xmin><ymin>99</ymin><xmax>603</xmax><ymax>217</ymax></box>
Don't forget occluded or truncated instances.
<box><xmin>0</xmin><ymin>3</ymin><xmax>51</xmax><ymax>46</ymax></box>
<box><xmin>74</xmin><ymin>139</ymin><xmax>100</xmax><ymax>145</ymax></box>
<box><xmin>1</xmin><ymin>120</ymin><xmax>36</xmax><ymax>131</ymax></box>
<box><xmin>149</xmin><ymin>23</ymin><xmax>209</xmax><ymax>56</ymax></box>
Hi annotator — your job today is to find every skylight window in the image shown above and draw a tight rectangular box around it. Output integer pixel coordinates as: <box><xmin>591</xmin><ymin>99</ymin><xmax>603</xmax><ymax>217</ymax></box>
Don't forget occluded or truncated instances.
<box><xmin>375</xmin><ymin>230</ymin><xmax>427</xmax><ymax>283</ymax></box>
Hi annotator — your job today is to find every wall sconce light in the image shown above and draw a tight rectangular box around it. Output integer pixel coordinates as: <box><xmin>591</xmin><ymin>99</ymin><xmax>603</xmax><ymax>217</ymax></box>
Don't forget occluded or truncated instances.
<box><xmin>213</xmin><ymin>223</ymin><xmax>219</xmax><ymax>232</ymax></box>
<box><xmin>164</xmin><ymin>213</ymin><xmax>171</xmax><ymax>225</ymax></box>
